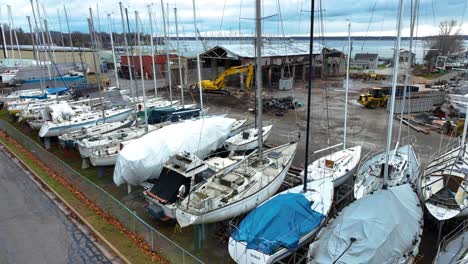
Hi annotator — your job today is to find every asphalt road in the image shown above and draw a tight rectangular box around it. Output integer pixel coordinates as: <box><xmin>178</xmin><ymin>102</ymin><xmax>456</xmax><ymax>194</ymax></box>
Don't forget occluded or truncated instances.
<box><xmin>0</xmin><ymin>148</ymin><xmax>111</xmax><ymax>264</ymax></box>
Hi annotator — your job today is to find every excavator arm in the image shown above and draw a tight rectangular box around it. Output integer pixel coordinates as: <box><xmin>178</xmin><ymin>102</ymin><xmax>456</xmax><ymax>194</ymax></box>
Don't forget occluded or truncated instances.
<box><xmin>200</xmin><ymin>64</ymin><xmax>254</xmax><ymax>91</ymax></box>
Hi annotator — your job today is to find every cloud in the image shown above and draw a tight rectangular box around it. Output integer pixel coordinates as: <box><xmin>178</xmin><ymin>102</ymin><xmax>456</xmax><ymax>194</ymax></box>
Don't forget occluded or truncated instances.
<box><xmin>1</xmin><ymin>0</ymin><xmax>467</xmax><ymax>37</ymax></box>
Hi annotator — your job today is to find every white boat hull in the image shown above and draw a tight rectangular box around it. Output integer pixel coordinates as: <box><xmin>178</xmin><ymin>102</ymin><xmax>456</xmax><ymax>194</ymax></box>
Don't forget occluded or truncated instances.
<box><xmin>39</xmin><ymin>108</ymin><xmax>132</xmax><ymax>137</ymax></box>
<box><xmin>89</xmin><ymin>153</ymin><xmax>118</xmax><ymax>167</ymax></box>
<box><xmin>225</xmin><ymin>125</ymin><xmax>273</xmax><ymax>152</ymax></box>
<box><xmin>176</xmin><ymin>150</ymin><xmax>294</xmax><ymax>227</ymax></box>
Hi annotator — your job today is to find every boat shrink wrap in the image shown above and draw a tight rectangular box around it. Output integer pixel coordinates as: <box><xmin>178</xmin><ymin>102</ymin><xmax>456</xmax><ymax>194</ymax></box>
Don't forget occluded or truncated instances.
<box><xmin>113</xmin><ymin>116</ymin><xmax>236</xmax><ymax>186</ymax></box>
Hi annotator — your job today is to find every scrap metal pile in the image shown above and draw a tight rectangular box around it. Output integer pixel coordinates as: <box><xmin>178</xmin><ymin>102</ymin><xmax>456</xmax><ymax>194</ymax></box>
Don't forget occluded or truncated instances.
<box><xmin>262</xmin><ymin>96</ymin><xmax>297</xmax><ymax>116</ymax></box>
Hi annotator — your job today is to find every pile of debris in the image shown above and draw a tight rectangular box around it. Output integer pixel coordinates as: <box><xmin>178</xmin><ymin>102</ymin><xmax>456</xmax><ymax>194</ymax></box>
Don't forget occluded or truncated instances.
<box><xmin>262</xmin><ymin>96</ymin><xmax>297</xmax><ymax>116</ymax></box>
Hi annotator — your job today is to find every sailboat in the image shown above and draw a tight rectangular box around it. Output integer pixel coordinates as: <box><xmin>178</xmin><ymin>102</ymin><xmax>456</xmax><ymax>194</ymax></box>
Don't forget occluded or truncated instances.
<box><xmin>175</xmin><ymin>0</ymin><xmax>297</xmax><ymax>227</ymax></box>
<box><xmin>143</xmin><ymin>152</ymin><xmax>243</xmax><ymax>220</ymax></box>
<box><xmin>38</xmin><ymin>107</ymin><xmax>133</xmax><ymax>137</ymax></box>
<box><xmin>228</xmin><ymin>3</ymin><xmax>331</xmax><ymax>263</ymax></box>
<box><xmin>302</xmin><ymin>22</ymin><xmax>361</xmax><ymax>188</ymax></box>
<box><xmin>224</xmin><ymin>124</ymin><xmax>273</xmax><ymax>152</ymax></box>
<box><xmin>433</xmin><ymin>219</ymin><xmax>468</xmax><ymax>264</ymax></box>
<box><xmin>58</xmin><ymin>116</ymin><xmax>135</xmax><ymax>148</ymax></box>
<box><xmin>307</xmin><ymin>184</ymin><xmax>423</xmax><ymax>264</ymax></box>
<box><xmin>354</xmin><ymin>144</ymin><xmax>420</xmax><ymax>199</ymax></box>
<box><xmin>419</xmin><ymin>139</ymin><xmax>468</xmax><ymax>220</ymax></box>
<box><xmin>308</xmin><ymin>2</ymin><xmax>424</xmax><ymax>263</ymax></box>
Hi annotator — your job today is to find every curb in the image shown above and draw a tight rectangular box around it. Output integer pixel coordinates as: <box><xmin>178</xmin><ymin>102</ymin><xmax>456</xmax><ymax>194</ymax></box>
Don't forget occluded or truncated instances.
<box><xmin>0</xmin><ymin>142</ymin><xmax>132</xmax><ymax>264</ymax></box>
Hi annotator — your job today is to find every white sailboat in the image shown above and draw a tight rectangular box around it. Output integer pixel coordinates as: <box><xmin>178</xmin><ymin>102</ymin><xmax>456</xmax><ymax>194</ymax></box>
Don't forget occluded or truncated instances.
<box><xmin>419</xmin><ymin>142</ymin><xmax>468</xmax><ymax>221</ymax></box>
<box><xmin>353</xmin><ymin>0</ymin><xmax>420</xmax><ymax>199</ymax></box>
<box><xmin>308</xmin><ymin>2</ymin><xmax>424</xmax><ymax>263</ymax></box>
<box><xmin>77</xmin><ymin>123</ymin><xmax>161</xmax><ymax>158</ymax></box>
<box><xmin>302</xmin><ymin>21</ymin><xmax>361</xmax><ymax>188</ymax></box>
<box><xmin>307</xmin><ymin>184</ymin><xmax>424</xmax><ymax>264</ymax></box>
<box><xmin>228</xmin><ymin>178</ymin><xmax>333</xmax><ymax>264</ymax></box>
<box><xmin>304</xmin><ymin>146</ymin><xmax>361</xmax><ymax>187</ymax></box>
<box><xmin>58</xmin><ymin>116</ymin><xmax>135</xmax><ymax>148</ymax></box>
<box><xmin>224</xmin><ymin>124</ymin><xmax>273</xmax><ymax>152</ymax></box>
<box><xmin>354</xmin><ymin>144</ymin><xmax>420</xmax><ymax>199</ymax></box>
<box><xmin>143</xmin><ymin>152</ymin><xmax>242</xmax><ymax>220</ymax></box>
<box><xmin>176</xmin><ymin>1</ymin><xmax>297</xmax><ymax>228</ymax></box>
<box><xmin>38</xmin><ymin>107</ymin><xmax>133</xmax><ymax>137</ymax></box>
<box><xmin>228</xmin><ymin>5</ymin><xmax>333</xmax><ymax>263</ymax></box>
<box><xmin>26</xmin><ymin>102</ymin><xmax>91</xmax><ymax>130</ymax></box>
<box><xmin>176</xmin><ymin>142</ymin><xmax>297</xmax><ymax>227</ymax></box>
<box><xmin>434</xmin><ymin>220</ymin><xmax>468</xmax><ymax>264</ymax></box>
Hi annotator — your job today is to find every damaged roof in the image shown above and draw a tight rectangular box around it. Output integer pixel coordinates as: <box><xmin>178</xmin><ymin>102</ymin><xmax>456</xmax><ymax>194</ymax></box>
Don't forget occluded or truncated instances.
<box><xmin>200</xmin><ymin>42</ymin><xmax>326</xmax><ymax>59</ymax></box>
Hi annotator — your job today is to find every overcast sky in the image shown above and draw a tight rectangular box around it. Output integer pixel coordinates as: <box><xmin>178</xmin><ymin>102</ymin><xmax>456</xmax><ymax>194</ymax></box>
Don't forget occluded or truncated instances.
<box><xmin>1</xmin><ymin>0</ymin><xmax>467</xmax><ymax>37</ymax></box>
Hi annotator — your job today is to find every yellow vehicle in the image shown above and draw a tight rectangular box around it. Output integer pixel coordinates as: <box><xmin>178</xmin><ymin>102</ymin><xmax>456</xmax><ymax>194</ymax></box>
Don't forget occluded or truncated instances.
<box><xmin>197</xmin><ymin>64</ymin><xmax>254</xmax><ymax>93</ymax></box>
<box><xmin>357</xmin><ymin>87</ymin><xmax>389</xmax><ymax>109</ymax></box>
<box><xmin>87</xmin><ymin>71</ymin><xmax>111</xmax><ymax>87</ymax></box>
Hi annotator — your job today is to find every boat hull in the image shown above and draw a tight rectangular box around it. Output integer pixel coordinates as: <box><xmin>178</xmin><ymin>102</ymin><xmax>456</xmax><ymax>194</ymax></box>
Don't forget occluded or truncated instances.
<box><xmin>39</xmin><ymin>108</ymin><xmax>132</xmax><ymax>137</ymax></box>
<box><xmin>176</xmin><ymin>149</ymin><xmax>295</xmax><ymax>227</ymax></box>
<box><xmin>225</xmin><ymin>126</ymin><xmax>272</xmax><ymax>152</ymax></box>
<box><xmin>89</xmin><ymin>153</ymin><xmax>118</xmax><ymax>167</ymax></box>
<box><xmin>228</xmin><ymin>179</ymin><xmax>334</xmax><ymax>264</ymax></box>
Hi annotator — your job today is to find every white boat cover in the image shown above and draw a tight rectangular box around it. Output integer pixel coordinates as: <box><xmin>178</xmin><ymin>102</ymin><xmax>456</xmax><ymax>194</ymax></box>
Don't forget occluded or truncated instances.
<box><xmin>310</xmin><ymin>184</ymin><xmax>422</xmax><ymax>264</ymax></box>
<box><xmin>46</xmin><ymin>103</ymin><xmax>76</xmax><ymax>121</ymax></box>
<box><xmin>113</xmin><ymin>116</ymin><xmax>236</xmax><ymax>186</ymax></box>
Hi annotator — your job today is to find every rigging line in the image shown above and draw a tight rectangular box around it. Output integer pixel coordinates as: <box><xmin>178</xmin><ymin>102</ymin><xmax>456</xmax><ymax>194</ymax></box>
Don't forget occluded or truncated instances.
<box><xmin>275</xmin><ymin>0</ymin><xmax>300</xmax><ymax>129</ymax></box>
<box><xmin>361</xmin><ymin>0</ymin><xmax>378</xmax><ymax>52</ymax></box>
<box><xmin>217</xmin><ymin>0</ymin><xmax>228</xmax><ymax>47</ymax></box>
<box><xmin>431</xmin><ymin>0</ymin><xmax>436</xmax><ymax>27</ymax></box>
<box><xmin>461</xmin><ymin>0</ymin><xmax>467</xmax><ymax>30</ymax></box>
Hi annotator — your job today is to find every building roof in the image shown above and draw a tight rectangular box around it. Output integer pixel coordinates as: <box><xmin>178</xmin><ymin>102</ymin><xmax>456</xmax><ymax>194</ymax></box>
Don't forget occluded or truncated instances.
<box><xmin>355</xmin><ymin>53</ymin><xmax>379</xmax><ymax>60</ymax></box>
<box><xmin>200</xmin><ymin>42</ymin><xmax>326</xmax><ymax>59</ymax></box>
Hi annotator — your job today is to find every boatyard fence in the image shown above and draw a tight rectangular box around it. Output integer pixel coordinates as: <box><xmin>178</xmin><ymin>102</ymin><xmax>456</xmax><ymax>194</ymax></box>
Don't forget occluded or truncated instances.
<box><xmin>0</xmin><ymin>120</ymin><xmax>204</xmax><ymax>264</ymax></box>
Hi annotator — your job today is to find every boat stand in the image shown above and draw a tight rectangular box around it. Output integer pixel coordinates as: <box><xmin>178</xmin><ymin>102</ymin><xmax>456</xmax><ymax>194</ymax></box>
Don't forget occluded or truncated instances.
<box><xmin>96</xmin><ymin>166</ymin><xmax>105</xmax><ymax>178</ymax></box>
<box><xmin>81</xmin><ymin>157</ymin><xmax>90</xmax><ymax>169</ymax></box>
<box><xmin>43</xmin><ymin>137</ymin><xmax>51</xmax><ymax>150</ymax></box>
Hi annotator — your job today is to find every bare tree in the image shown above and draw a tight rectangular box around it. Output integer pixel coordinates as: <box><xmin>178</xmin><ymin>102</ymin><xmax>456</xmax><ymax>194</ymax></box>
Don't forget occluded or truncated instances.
<box><xmin>425</xmin><ymin>20</ymin><xmax>464</xmax><ymax>63</ymax></box>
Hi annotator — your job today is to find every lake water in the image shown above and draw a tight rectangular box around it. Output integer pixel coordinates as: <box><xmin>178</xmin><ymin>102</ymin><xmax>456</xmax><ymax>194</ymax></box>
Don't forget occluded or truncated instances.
<box><xmin>163</xmin><ymin>39</ymin><xmax>468</xmax><ymax>63</ymax></box>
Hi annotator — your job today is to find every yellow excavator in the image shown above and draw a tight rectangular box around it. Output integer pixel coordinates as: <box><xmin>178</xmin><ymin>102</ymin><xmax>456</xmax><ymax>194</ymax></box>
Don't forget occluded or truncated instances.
<box><xmin>357</xmin><ymin>87</ymin><xmax>389</xmax><ymax>109</ymax></box>
<box><xmin>197</xmin><ymin>64</ymin><xmax>254</xmax><ymax>93</ymax></box>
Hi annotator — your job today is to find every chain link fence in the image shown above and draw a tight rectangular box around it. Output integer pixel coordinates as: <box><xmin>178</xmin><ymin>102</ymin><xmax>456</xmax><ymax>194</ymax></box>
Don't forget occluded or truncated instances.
<box><xmin>0</xmin><ymin>120</ymin><xmax>204</xmax><ymax>264</ymax></box>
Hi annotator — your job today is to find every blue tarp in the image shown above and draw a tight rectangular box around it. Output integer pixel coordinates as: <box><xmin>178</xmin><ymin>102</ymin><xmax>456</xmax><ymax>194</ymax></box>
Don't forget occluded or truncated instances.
<box><xmin>46</xmin><ymin>87</ymin><xmax>69</xmax><ymax>95</ymax></box>
<box><xmin>19</xmin><ymin>94</ymin><xmax>47</xmax><ymax>99</ymax></box>
<box><xmin>232</xmin><ymin>193</ymin><xmax>324</xmax><ymax>255</ymax></box>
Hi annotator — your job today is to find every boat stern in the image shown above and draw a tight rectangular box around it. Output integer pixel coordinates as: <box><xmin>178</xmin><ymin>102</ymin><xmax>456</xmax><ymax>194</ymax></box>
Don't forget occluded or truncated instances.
<box><xmin>228</xmin><ymin>237</ymin><xmax>271</xmax><ymax>264</ymax></box>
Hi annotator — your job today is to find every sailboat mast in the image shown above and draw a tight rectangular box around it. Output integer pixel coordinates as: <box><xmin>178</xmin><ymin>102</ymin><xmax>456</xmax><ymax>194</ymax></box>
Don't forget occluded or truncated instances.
<box><xmin>174</xmin><ymin>7</ymin><xmax>185</xmax><ymax>106</ymax></box>
<box><xmin>107</xmin><ymin>14</ymin><xmax>120</xmax><ymax>89</ymax></box>
<box><xmin>147</xmin><ymin>5</ymin><xmax>158</xmax><ymax>98</ymax></box>
<box><xmin>125</xmin><ymin>7</ymin><xmax>140</xmax><ymax>101</ymax></box>
<box><xmin>0</xmin><ymin>7</ymin><xmax>8</xmax><ymax>58</ymax></box>
<box><xmin>118</xmin><ymin>3</ymin><xmax>135</xmax><ymax>105</ymax></box>
<box><xmin>160</xmin><ymin>0</ymin><xmax>173</xmax><ymax>104</ymax></box>
<box><xmin>135</xmin><ymin>11</ymin><xmax>149</xmax><ymax>131</ymax></box>
<box><xmin>57</xmin><ymin>9</ymin><xmax>66</xmax><ymax>63</ymax></box>
<box><xmin>26</xmin><ymin>16</ymin><xmax>37</xmax><ymax>61</ymax></box>
<box><xmin>63</xmin><ymin>6</ymin><xmax>75</xmax><ymax>64</ymax></box>
<box><xmin>255</xmin><ymin>0</ymin><xmax>263</xmax><ymax>161</ymax></box>
<box><xmin>303</xmin><ymin>0</ymin><xmax>315</xmax><ymax>192</ymax></box>
<box><xmin>8</xmin><ymin>5</ymin><xmax>22</xmax><ymax>64</ymax></box>
<box><xmin>397</xmin><ymin>0</ymin><xmax>419</xmax><ymax>142</ymax></box>
<box><xmin>88</xmin><ymin>9</ymin><xmax>105</xmax><ymax>119</ymax></box>
<box><xmin>383</xmin><ymin>0</ymin><xmax>404</xmax><ymax>184</ymax></box>
<box><xmin>192</xmin><ymin>0</ymin><xmax>204</xmax><ymax>111</ymax></box>
<box><xmin>344</xmin><ymin>21</ymin><xmax>351</xmax><ymax>150</ymax></box>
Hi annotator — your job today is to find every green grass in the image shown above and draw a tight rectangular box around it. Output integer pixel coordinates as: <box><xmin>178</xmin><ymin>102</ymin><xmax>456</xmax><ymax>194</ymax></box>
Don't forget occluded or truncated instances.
<box><xmin>0</xmin><ymin>109</ymin><xmax>219</xmax><ymax>263</ymax></box>
<box><xmin>0</xmin><ymin>116</ymin><xmax>158</xmax><ymax>264</ymax></box>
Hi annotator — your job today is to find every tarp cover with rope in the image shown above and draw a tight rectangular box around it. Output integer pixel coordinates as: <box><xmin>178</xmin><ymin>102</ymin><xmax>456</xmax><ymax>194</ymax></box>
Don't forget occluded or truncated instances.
<box><xmin>232</xmin><ymin>193</ymin><xmax>324</xmax><ymax>255</ymax></box>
